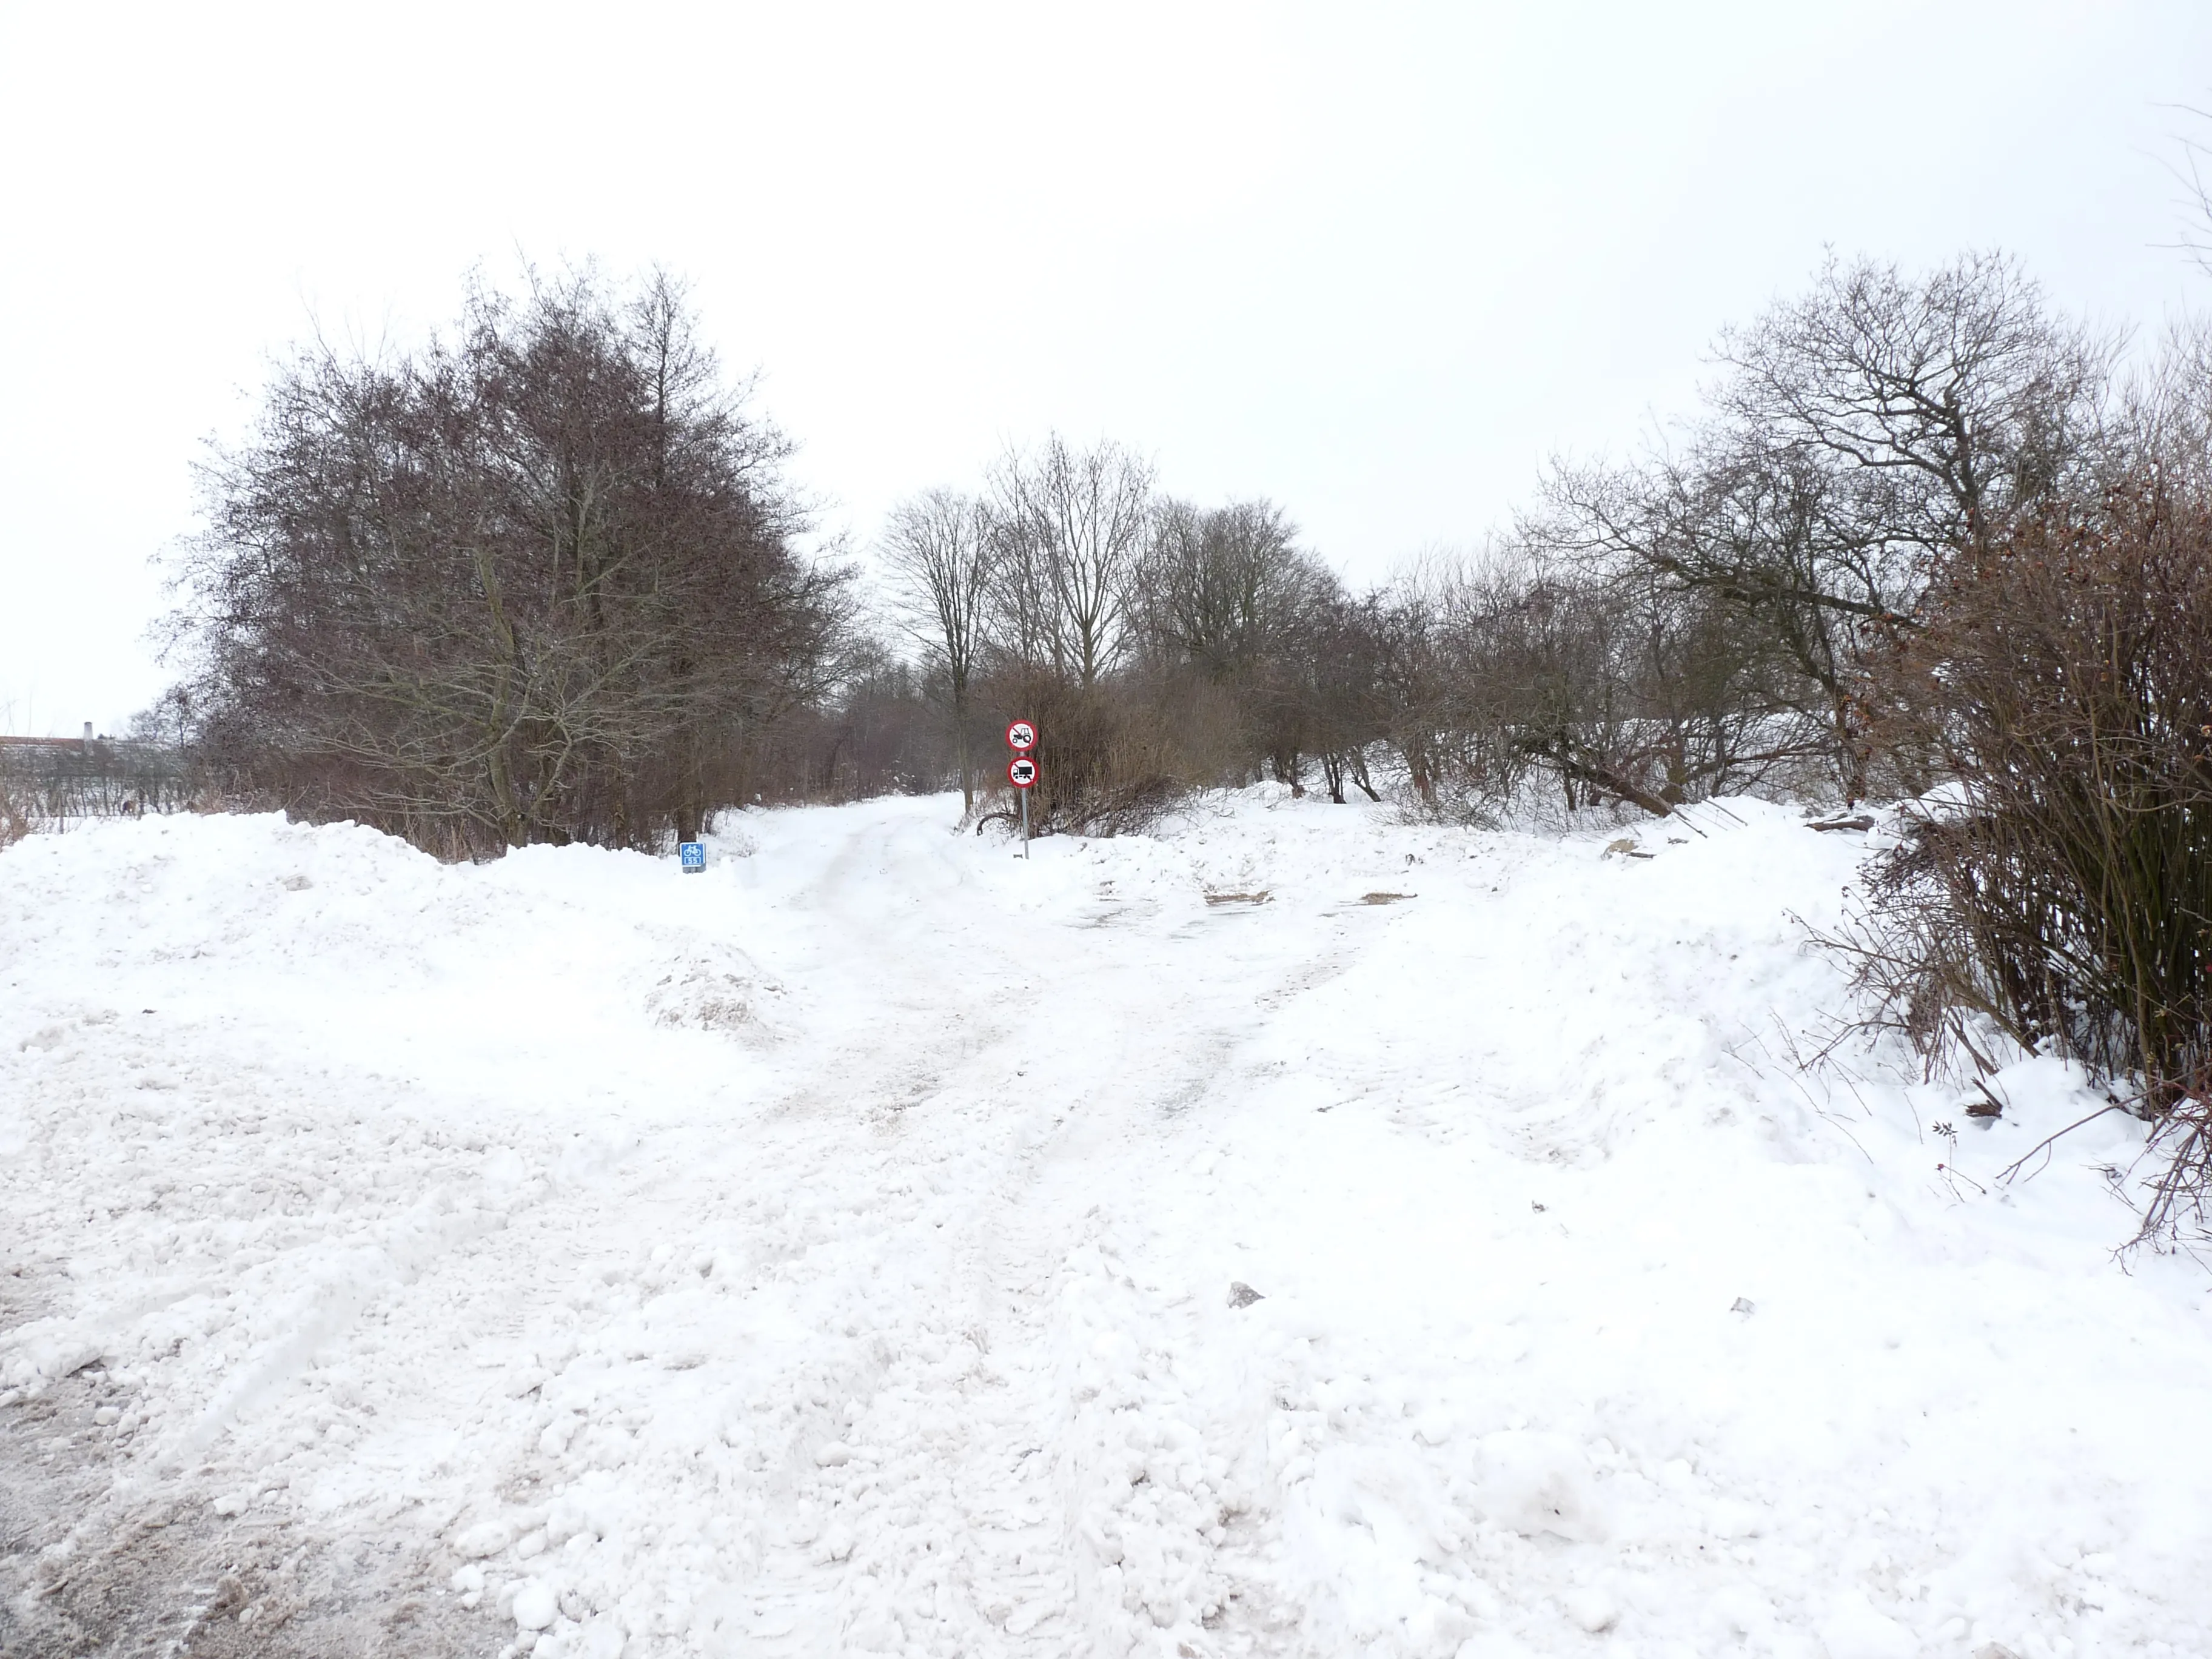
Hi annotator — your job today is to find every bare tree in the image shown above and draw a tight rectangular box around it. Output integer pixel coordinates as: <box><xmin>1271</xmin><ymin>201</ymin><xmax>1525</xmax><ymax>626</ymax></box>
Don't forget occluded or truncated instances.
<box><xmin>1134</xmin><ymin>498</ymin><xmax>1316</xmax><ymax>682</ymax></box>
<box><xmin>1540</xmin><ymin>441</ymin><xmax>1895</xmax><ymax>796</ymax></box>
<box><xmin>879</xmin><ymin>488</ymin><xmax>996</xmax><ymax>810</ymax></box>
<box><xmin>2168</xmin><ymin>104</ymin><xmax>2212</xmax><ymax>279</ymax></box>
<box><xmin>1130</xmin><ymin>498</ymin><xmax>1346</xmax><ymax>791</ymax></box>
<box><xmin>170</xmin><ymin>267</ymin><xmax>853</xmax><ymax>855</ymax></box>
<box><xmin>986</xmin><ymin>435</ymin><xmax>1155</xmax><ymax>686</ymax></box>
<box><xmin>1535</xmin><ymin>251</ymin><xmax>2114</xmax><ymax>800</ymax></box>
<box><xmin>1712</xmin><ymin>250</ymin><xmax>2113</xmax><ymax>551</ymax></box>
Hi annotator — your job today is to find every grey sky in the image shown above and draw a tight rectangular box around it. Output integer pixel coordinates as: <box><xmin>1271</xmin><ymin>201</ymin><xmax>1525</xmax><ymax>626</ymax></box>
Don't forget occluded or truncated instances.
<box><xmin>2</xmin><ymin>1</ymin><xmax>2206</xmax><ymax>736</ymax></box>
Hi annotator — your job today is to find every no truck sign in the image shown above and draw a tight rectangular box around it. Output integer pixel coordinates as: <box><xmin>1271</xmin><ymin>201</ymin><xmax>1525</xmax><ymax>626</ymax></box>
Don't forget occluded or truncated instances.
<box><xmin>1005</xmin><ymin>719</ymin><xmax>1039</xmax><ymax>856</ymax></box>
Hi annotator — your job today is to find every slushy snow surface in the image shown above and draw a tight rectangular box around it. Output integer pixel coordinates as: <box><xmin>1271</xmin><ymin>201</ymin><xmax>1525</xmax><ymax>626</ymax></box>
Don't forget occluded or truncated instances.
<box><xmin>3</xmin><ymin>793</ymin><xmax>2208</xmax><ymax>1658</ymax></box>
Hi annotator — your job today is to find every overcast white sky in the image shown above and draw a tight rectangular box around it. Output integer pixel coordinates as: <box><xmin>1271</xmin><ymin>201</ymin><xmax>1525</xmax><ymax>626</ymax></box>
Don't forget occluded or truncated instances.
<box><xmin>2</xmin><ymin>2</ymin><xmax>2207</xmax><ymax>736</ymax></box>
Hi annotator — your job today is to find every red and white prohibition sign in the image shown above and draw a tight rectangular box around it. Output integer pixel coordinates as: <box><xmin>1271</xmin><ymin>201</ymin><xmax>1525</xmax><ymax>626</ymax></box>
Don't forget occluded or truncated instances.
<box><xmin>1005</xmin><ymin>718</ymin><xmax>1039</xmax><ymax>852</ymax></box>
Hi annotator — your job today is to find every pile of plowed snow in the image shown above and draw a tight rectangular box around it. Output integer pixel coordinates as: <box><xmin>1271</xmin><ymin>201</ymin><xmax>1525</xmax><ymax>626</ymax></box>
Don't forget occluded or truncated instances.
<box><xmin>2</xmin><ymin>793</ymin><xmax>2205</xmax><ymax>1659</ymax></box>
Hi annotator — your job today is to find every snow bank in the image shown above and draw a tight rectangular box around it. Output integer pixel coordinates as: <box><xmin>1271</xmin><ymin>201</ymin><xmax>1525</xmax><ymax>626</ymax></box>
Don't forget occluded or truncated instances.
<box><xmin>2</xmin><ymin>795</ymin><xmax>2207</xmax><ymax>1657</ymax></box>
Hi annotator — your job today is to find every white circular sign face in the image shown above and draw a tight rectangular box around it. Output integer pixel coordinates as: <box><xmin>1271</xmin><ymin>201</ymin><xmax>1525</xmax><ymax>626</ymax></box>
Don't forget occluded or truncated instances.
<box><xmin>1008</xmin><ymin>757</ymin><xmax>1038</xmax><ymax>788</ymax></box>
<box><xmin>1005</xmin><ymin>720</ymin><xmax>1037</xmax><ymax>752</ymax></box>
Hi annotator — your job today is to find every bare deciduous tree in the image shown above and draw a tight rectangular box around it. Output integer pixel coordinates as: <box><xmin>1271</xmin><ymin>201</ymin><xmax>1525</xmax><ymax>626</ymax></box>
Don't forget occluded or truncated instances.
<box><xmin>169</xmin><ymin>267</ymin><xmax>851</xmax><ymax>855</ymax></box>
<box><xmin>880</xmin><ymin>488</ymin><xmax>997</xmax><ymax>810</ymax></box>
<box><xmin>1534</xmin><ymin>251</ymin><xmax>2114</xmax><ymax>800</ymax></box>
<box><xmin>1136</xmin><ymin>499</ymin><xmax>1314</xmax><ymax>680</ymax></box>
<box><xmin>986</xmin><ymin>435</ymin><xmax>1155</xmax><ymax>687</ymax></box>
<box><xmin>1712</xmin><ymin>250</ymin><xmax>2112</xmax><ymax>550</ymax></box>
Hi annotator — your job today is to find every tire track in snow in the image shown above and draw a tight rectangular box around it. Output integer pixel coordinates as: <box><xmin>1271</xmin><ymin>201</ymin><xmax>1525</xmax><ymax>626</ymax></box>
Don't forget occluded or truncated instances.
<box><xmin>0</xmin><ymin>802</ymin><xmax>1498</xmax><ymax>1657</ymax></box>
<box><xmin>687</xmin><ymin>805</ymin><xmax>1367</xmax><ymax>1657</ymax></box>
<box><xmin>729</xmin><ymin>805</ymin><xmax>1091</xmax><ymax>1654</ymax></box>
<box><xmin>411</xmin><ymin>802</ymin><xmax>1106</xmax><ymax>1656</ymax></box>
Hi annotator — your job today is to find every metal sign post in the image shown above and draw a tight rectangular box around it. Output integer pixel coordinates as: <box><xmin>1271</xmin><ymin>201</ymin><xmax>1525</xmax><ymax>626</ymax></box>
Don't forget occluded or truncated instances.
<box><xmin>1006</xmin><ymin>720</ymin><xmax>1037</xmax><ymax>859</ymax></box>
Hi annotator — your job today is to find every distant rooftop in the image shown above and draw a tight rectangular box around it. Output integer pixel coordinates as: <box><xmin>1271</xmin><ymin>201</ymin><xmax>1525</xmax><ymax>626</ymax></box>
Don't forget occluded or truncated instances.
<box><xmin>1</xmin><ymin>723</ymin><xmax>110</xmax><ymax>746</ymax></box>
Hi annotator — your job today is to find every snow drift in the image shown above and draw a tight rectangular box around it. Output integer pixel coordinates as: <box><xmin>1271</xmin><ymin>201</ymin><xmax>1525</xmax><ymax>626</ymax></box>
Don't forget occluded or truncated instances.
<box><xmin>2</xmin><ymin>793</ymin><xmax>2207</xmax><ymax>1658</ymax></box>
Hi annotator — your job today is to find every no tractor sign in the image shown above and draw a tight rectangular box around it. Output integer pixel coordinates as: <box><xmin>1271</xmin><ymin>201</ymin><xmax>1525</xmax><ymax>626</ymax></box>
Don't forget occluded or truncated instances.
<box><xmin>1008</xmin><ymin>756</ymin><xmax>1038</xmax><ymax>789</ymax></box>
<box><xmin>1005</xmin><ymin>720</ymin><xmax>1036</xmax><ymax>752</ymax></box>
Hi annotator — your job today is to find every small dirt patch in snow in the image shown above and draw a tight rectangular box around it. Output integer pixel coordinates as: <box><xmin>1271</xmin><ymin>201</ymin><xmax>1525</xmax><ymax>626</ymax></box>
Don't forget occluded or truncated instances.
<box><xmin>0</xmin><ymin>1346</ymin><xmax>495</xmax><ymax>1657</ymax></box>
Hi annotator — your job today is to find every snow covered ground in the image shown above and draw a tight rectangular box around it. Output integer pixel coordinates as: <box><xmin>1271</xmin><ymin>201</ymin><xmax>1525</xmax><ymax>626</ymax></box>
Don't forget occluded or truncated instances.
<box><xmin>2</xmin><ymin>791</ymin><xmax>2208</xmax><ymax>1659</ymax></box>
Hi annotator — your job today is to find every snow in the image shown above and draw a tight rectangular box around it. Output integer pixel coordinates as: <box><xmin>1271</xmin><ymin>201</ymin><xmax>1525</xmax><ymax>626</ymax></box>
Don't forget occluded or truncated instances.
<box><xmin>3</xmin><ymin>791</ymin><xmax>2210</xmax><ymax>1657</ymax></box>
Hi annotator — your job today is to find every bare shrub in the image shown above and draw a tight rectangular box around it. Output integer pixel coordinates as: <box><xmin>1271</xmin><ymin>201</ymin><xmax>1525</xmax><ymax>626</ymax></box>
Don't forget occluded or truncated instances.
<box><xmin>1277</xmin><ymin>587</ymin><xmax>1390</xmax><ymax>804</ymax></box>
<box><xmin>750</xmin><ymin>653</ymin><xmax>954</xmax><ymax>805</ymax></box>
<box><xmin>1355</xmin><ymin>553</ymin><xmax>1810</xmax><ymax>822</ymax></box>
<box><xmin>973</xmin><ymin>666</ymin><xmax>1235</xmax><ymax>839</ymax></box>
<box><xmin>0</xmin><ymin>760</ymin><xmax>28</xmax><ymax>848</ymax></box>
<box><xmin>1846</xmin><ymin>467</ymin><xmax>2212</xmax><ymax>1233</ymax></box>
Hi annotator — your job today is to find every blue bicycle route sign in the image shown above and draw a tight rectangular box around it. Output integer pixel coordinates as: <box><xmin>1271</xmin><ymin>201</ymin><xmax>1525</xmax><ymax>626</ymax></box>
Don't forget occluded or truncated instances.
<box><xmin>679</xmin><ymin>841</ymin><xmax>706</xmax><ymax>872</ymax></box>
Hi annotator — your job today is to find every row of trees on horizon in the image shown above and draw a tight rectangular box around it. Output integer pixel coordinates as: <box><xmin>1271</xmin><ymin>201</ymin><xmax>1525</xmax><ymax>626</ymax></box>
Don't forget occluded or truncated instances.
<box><xmin>870</xmin><ymin>249</ymin><xmax>2182</xmax><ymax>828</ymax></box>
<box><xmin>137</xmin><ymin>250</ymin><xmax>2196</xmax><ymax>850</ymax></box>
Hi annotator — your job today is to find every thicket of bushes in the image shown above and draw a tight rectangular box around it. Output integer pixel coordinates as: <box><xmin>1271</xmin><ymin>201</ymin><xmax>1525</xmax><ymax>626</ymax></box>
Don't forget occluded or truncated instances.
<box><xmin>163</xmin><ymin>270</ymin><xmax>851</xmax><ymax>857</ymax></box>
<box><xmin>150</xmin><ymin>255</ymin><xmax>2212</xmax><ymax>1222</ymax></box>
<box><xmin>1842</xmin><ymin>429</ymin><xmax>2212</xmax><ymax>1227</ymax></box>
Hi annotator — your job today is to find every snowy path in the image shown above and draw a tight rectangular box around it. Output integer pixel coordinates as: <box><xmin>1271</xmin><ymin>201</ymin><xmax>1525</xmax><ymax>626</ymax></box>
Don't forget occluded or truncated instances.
<box><xmin>5</xmin><ymin>793</ymin><xmax>2212</xmax><ymax>1658</ymax></box>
